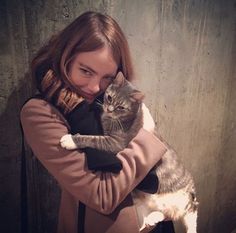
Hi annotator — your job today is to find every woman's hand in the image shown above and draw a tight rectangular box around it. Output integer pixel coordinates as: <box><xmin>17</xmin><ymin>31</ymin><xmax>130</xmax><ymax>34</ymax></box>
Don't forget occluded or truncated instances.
<box><xmin>142</xmin><ymin>103</ymin><xmax>155</xmax><ymax>133</ymax></box>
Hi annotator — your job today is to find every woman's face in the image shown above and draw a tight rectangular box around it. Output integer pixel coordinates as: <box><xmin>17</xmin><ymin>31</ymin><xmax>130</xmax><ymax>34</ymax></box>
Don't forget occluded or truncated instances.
<box><xmin>68</xmin><ymin>46</ymin><xmax>118</xmax><ymax>103</ymax></box>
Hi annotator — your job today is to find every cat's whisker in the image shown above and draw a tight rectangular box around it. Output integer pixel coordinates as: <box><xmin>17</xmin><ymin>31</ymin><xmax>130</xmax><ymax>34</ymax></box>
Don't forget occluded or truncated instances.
<box><xmin>95</xmin><ymin>99</ymin><xmax>103</xmax><ymax>105</ymax></box>
<box><xmin>111</xmin><ymin>119</ymin><xmax>119</xmax><ymax>132</ymax></box>
<box><xmin>115</xmin><ymin>120</ymin><xmax>120</xmax><ymax>131</ymax></box>
<box><xmin>95</xmin><ymin>101</ymin><xmax>103</xmax><ymax>107</ymax></box>
<box><xmin>109</xmin><ymin>119</ymin><xmax>115</xmax><ymax>132</ymax></box>
<box><xmin>116</xmin><ymin>119</ymin><xmax>124</xmax><ymax>132</ymax></box>
<box><xmin>110</xmin><ymin>120</ymin><xmax>114</xmax><ymax>131</ymax></box>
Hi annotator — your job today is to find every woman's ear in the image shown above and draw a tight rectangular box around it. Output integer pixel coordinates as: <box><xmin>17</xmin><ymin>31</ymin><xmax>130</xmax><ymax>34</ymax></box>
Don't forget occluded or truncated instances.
<box><xmin>130</xmin><ymin>91</ymin><xmax>145</xmax><ymax>103</ymax></box>
<box><xmin>113</xmin><ymin>72</ymin><xmax>125</xmax><ymax>87</ymax></box>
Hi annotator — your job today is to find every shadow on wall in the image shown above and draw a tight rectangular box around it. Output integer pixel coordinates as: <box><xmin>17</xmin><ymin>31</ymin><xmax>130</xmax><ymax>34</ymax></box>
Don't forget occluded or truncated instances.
<box><xmin>0</xmin><ymin>73</ymin><xmax>60</xmax><ymax>233</ymax></box>
<box><xmin>214</xmin><ymin>27</ymin><xmax>236</xmax><ymax>233</ymax></box>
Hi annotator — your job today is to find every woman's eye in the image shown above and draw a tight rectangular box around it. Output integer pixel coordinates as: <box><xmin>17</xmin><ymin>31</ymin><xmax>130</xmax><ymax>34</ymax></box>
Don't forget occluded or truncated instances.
<box><xmin>106</xmin><ymin>76</ymin><xmax>114</xmax><ymax>82</ymax></box>
<box><xmin>102</xmin><ymin>76</ymin><xmax>114</xmax><ymax>84</ymax></box>
<box><xmin>80</xmin><ymin>68</ymin><xmax>92</xmax><ymax>76</ymax></box>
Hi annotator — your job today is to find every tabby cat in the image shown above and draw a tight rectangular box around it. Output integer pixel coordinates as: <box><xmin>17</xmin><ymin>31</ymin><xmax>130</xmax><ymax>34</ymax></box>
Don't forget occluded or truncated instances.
<box><xmin>60</xmin><ymin>72</ymin><xmax>198</xmax><ymax>233</ymax></box>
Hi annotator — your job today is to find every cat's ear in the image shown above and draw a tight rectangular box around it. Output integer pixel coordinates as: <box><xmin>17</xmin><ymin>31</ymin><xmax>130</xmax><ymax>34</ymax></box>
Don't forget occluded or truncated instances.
<box><xmin>113</xmin><ymin>72</ymin><xmax>125</xmax><ymax>87</ymax></box>
<box><xmin>130</xmin><ymin>91</ymin><xmax>145</xmax><ymax>103</ymax></box>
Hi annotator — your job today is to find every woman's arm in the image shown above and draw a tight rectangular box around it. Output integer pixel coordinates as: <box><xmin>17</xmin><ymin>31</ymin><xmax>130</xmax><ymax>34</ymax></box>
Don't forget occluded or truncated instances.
<box><xmin>20</xmin><ymin>98</ymin><xmax>167</xmax><ymax>214</ymax></box>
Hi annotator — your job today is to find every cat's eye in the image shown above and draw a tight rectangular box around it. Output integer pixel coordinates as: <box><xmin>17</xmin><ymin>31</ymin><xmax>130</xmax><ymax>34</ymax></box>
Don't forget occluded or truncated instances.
<box><xmin>107</xmin><ymin>94</ymin><xmax>112</xmax><ymax>103</ymax></box>
<box><xmin>117</xmin><ymin>106</ymin><xmax>125</xmax><ymax>111</ymax></box>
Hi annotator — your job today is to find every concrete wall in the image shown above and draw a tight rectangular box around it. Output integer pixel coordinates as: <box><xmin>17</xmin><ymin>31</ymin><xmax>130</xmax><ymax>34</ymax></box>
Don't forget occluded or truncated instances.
<box><xmin>0</xmin><ymin>0</ymin><xmax>235</xmax><ymax>232</ymax></box>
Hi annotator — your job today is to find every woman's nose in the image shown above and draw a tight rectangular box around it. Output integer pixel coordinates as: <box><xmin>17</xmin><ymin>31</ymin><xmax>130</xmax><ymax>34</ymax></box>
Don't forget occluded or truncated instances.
<box><xmin>87</xmin><ymin>78</ymin><xmax>100</xmax><ymax>94</ymax></box>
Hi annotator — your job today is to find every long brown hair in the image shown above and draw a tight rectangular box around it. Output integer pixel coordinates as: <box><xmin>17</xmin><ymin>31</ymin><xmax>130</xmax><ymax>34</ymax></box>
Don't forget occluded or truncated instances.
<box><xmin>31</xmin><ymin>11</ymin><xmax>134</xmax><ymax>114</ymax></box>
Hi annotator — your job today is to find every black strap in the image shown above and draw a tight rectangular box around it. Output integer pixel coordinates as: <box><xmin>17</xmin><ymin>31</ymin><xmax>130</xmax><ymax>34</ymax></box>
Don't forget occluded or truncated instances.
<box><xmin>20</xmin><ymin>122</ymin><xmax>28</xmax><ymax>233</ymax></box>
<box><xmin>77</xmin><ymin>202</ymin><xmax>86</xmax><ymax>233</ymax></box>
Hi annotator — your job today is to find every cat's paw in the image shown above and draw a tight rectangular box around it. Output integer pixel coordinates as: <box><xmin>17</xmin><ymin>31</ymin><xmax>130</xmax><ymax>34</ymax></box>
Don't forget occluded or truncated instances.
<box><xmin>60</xmin><ymin>134</ymin><xmax>78</xmax><ymax>150</ymax></box>
<box><xmin>143</xmin><ymin>211</ymin><xmax>165</xmax><ymax>228</ymax></box>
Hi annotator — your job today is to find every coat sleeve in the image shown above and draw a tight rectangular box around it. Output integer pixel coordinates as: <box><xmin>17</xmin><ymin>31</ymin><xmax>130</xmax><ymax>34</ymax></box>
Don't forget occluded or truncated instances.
<box><xmin>20</xmin><ymin>98</ymin><xmax>167</xmax><ymax>215</ymax></box>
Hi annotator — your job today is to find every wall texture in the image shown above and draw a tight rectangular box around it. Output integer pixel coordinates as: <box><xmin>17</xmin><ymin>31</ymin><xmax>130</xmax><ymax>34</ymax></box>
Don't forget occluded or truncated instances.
<box><xmin>0</xmin><ymin>0</ymin><xmax>235</xmax><ymax>233</ymax></box>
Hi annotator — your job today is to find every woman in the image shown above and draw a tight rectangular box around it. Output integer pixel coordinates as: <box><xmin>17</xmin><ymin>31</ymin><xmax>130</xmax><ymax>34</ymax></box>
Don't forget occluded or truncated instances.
<box><xmin>20</xmin><ymin>11</ymin><xmax>175</xmax><ymax>233</ymax></box>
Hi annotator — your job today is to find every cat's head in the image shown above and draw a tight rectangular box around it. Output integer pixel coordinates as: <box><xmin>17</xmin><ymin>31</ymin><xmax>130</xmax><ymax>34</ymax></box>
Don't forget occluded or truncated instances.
<box><xmin>103</xmin><ymin>72</ymin><xmax>144</xmax><ymax>121</ymax></box>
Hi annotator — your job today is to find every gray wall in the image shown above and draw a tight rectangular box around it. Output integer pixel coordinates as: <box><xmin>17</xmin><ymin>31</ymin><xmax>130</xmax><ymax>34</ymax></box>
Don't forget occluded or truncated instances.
<box><xmin>0</xmin><ymin>0</ymin><xmax>235</xmax><ymax>233</ymax></box>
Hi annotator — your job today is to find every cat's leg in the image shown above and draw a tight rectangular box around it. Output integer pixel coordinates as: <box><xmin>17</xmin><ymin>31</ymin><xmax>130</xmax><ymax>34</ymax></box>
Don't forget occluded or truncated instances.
<box><xmin>132</xmin><ymin>191</ymin><xmax>163</xmax><ymax>231</ymax></box>
<box><xmin>141</xmin><ymin>211</ymin><xmax>165</xmax><ymax>230</ymax></box>
<box><xmin>60</xmin><ymin>133</ymin><xmax>123</xmax><ymax>152</ymax></box>
<box><xmin>182</xmin><ymin>210</ymin><xmax>198</xmax><ymax>233</ymax></box>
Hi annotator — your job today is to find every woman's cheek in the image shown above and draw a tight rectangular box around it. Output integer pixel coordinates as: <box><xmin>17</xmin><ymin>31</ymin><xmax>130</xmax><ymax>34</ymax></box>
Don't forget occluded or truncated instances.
<box><xmin>100</xmin><ymin>80</ymin><xmax>111</xmax><ymax>92</ymax></box>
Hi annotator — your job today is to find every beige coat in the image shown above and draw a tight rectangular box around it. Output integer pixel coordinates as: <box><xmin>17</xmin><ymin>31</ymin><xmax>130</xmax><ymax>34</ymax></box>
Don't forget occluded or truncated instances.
<box><xmin>20</xmin><ymin>98</ymin><xmax>167</xmax><ymax>233</ymax></box>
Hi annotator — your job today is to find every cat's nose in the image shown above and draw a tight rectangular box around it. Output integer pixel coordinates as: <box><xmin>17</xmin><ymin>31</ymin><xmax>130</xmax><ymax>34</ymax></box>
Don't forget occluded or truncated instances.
<box><xmin>107</xmin><ymin>105</ymin><xmax>114</xmax><ymax>112</ymax></box>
